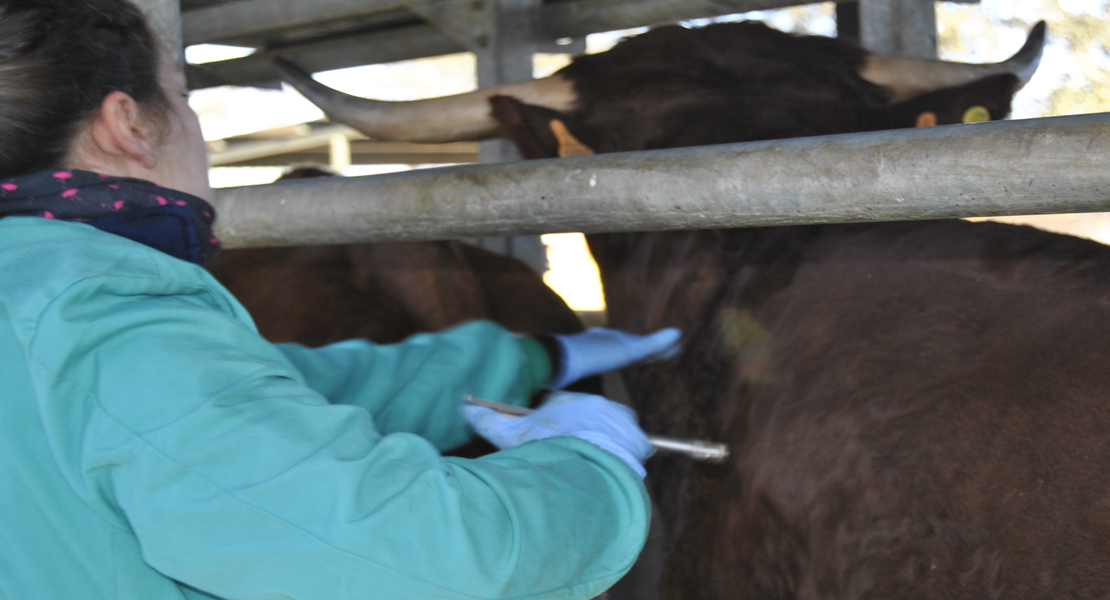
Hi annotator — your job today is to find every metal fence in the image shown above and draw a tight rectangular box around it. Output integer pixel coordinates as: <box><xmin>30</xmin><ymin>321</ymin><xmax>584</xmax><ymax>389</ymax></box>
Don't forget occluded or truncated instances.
<box><xmin>212</xmin><ymin>113</ymin><xmax>1110</xmax><ymax>248</ymax></box>
<box><xmin>135</xmin><ymin>0</ymin><xmax>1108</xmax><ymax>251</ymax></box>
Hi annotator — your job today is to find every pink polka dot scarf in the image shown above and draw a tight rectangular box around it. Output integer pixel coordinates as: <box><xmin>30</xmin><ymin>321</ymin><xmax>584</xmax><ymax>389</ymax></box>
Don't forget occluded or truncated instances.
<box><xmin>0</xmin><ymin>169</ymin><xmax>221</xmax><ymax>264</ymax></box>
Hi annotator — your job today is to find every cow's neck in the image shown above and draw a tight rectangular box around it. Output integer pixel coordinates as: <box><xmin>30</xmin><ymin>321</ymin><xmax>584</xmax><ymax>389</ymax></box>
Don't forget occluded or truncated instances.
<box><xmin>585</xmin><ymin>227</ymin><xmax>815</xmax><ymax>541</ymax></box>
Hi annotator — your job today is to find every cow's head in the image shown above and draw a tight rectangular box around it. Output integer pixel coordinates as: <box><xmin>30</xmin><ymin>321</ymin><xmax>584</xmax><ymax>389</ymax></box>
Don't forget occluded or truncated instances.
<box><xmin>275</xmin><ymin>20</ymin><xmax>1045</xmax><ymax>156</ymax></box>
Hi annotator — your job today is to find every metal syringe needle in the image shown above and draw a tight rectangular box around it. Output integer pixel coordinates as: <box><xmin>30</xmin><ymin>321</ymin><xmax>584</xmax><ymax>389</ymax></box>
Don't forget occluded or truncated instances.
<box><xmin>463</xmin><ymin>395</ymin><xmax>730</xmax><ymax>464</ymax></box>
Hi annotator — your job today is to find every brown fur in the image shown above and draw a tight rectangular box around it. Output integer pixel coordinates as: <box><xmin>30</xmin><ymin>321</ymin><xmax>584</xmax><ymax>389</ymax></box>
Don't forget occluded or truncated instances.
<box><xmin>206</xmin><ymin>239</ymin><xmax>583</xmax><ymax>345</ymax></box>
<box><xmin>613</xmin><ymin>222</ymin><xmax>1110</xmax><ymax>599</ymax></box>
<box><xmin>534</xmin><ymin>22</ymin><xmax>1018</xmax><ymax>154</ymax></box>
<box><xmin>487</xmin><ymin>20</ymin><xmax>1108</xmax><ymax>599</ymax></box>
<box><xmin>205</xmin><ymin>169</ymin><xmax>586</xmax><ymax>457</ymax></box>
<box><xmin>206</xmin><ymin>238</ymin><xmax>587</xmax><ymax>457</ymax></box>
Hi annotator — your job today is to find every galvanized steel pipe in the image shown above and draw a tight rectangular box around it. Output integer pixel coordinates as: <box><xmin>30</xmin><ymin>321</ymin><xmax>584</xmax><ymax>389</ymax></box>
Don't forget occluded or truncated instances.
<box><xmin>212</xmin><ymin>114</ymin><xmax>1110</xmax><ymax>249</ymax></box>
<box><xmin>130</xmin><ymin>0</ymin><xmax>183</xmax><ymax>64</ymax></box>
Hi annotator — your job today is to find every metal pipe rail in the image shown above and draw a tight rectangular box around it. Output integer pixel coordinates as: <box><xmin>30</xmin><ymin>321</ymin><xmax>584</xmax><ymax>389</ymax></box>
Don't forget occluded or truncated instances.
<box><xmin>212</xmin><ymin>113</ymin><xmax>1110</xmax><ymax>249</ymax></box>
<box><xmin>184</xmin><ymin>0</ymin><xmax>843</xmax><ymax>48</ymax></box>
<box><xmin>132</xmin><ymin>0</ymin><xmax>182</xmax><ymax>64</ymax></box>
<box><xmin>185</xmin><ymin>0</ymin><xmax>852</xmax><ymax>89</ymax></box>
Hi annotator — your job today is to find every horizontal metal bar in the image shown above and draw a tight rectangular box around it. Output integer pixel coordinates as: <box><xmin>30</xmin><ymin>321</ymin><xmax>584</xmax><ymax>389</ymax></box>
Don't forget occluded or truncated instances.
<box><xmin>227</xmin><ymin>151</ymin><xmax>478</xmax><ymax>167</ymax></box>
<box><xmin>186</xmin><ymin>0</ymin><xmax>848</xmax><ymax>89</ymax></box>
<box><xmin>209</xmin><ymin>125</ymin><xmax>355</xmax><ymax>166</ymax></box>
<box><xmin>211</xmin><ymin>114</ymin><xmax>1110</xmax><ymax>248</ymax></box>
<box><xmin>183</xmin><ymin>0</ymin><xmax>842</xmax><ymax>47</ymax></box>
<box><xmin>183</xmin><ymin>0</ymin><xmax>411</xmax><ymax>47</ymax></box>
<box><xmin>187</xmin><ymin>25</ymin><xmax>460</xmax><ymax>90</ymax></box>
<box><xmin>542</xmin><ymin>0</ymin><xmax>848</xmax><ymax>38</ymax></box>
<box><xmin>208</xmin><ymin>124</ymin><xmax>481</xmax><ymax>166</ymax></box>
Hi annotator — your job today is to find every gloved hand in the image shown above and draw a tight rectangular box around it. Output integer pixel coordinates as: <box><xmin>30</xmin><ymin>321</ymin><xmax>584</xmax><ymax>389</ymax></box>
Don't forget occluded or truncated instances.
<box><xmin>462</xmin><ymin>391</ymin><xmax>655</xmax><ymax>478</ymax></box>
<box><xmin>548</xmin><ymin>327</ymin><xmax>681</xmax><ymax>389</ymax></box>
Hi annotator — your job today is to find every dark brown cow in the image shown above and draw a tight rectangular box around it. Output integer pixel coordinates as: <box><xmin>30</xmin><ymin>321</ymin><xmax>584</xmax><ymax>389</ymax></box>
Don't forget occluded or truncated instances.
<box><xmin>206</xmin><ymin>163</ymin><xmax>583</xmax><ymax>346</ymax></box>
<box><xmin>492</xmin><ymin>23</ymin><xmax>1110</xmax><ymax>600</ymax></box>
<box><xmin>276</xmin><ymin>19</ymin><xmax>1110</xmax><ymax>599</ymax></box>
<box><xmin>574</xmin><ymin>221</ymin><xmax>1110</xmax><ymax>600</ymax></box>
<box><xmin>274</xmin><ymin>20</ymin><xmax>1044</xmax><ymax>146</ymax></box>
<box><xmin>205</xmin><ymin>193</ymin><xmax>588</xmax><ymax>458</ymax></box>
<box><xmin>206</xmin><ymin>236</ymin><xmax>582</xmax><ymax>346</ymax></box>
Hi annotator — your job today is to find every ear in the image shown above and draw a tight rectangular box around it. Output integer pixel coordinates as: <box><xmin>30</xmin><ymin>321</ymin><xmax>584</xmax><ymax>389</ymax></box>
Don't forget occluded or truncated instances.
<box><xmin>962</xmin><ymin>105</ymin><xmax>991</xmax><ymax>123</ymax></box>
<box><xmin>549</xmin><ymin>119</ymin><xmax>595</xmax><ymax>157</ymax></box>
<box><xmin>86</xmin><ymin>91</ymin><xmax>159</xmax><ymax>170</ymax></box>
<box><xmin>915</xmin><ymin>111</ymin><xmax>938</xmax><ymax>128</ymax></box>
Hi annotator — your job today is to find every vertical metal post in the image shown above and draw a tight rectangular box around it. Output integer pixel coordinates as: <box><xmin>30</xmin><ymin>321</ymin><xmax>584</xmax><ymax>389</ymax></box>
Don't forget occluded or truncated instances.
<box><xmin>473</xmin><ymin>0</ymin><xmax>547</xmax><ymax>272</ymax></box>
<box><xmin>836</xmin><ymin>2</ymin><xmax>861</xmax><ymax>43</ymax></box>
<box><xmin>129</xmin><ymin>0</ymin><xmax>184</xmax><ymax>65</ymax></box>
<box><xmin>329</xmin><ymin>133</ymin><xmax>353</xmax><ymax>173</ymax></box>
<box><xmin>858</xmin><ymin>0</ymin><xmax>937</xmax><ymax>59</ymax></box>
<box><xmin>395</xmin><ymin>0</ymin><xmax>562</xmax><ymax>271</ymax></box>
<box><xmin>475</xmin><ymin>0</ymin><xmax>537</xmax><ymax>164</ymax></box>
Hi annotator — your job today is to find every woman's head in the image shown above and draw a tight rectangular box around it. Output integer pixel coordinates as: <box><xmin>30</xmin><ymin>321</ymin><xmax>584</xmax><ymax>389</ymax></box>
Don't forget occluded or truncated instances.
<box><xmin>0</xmin><ymin>0</ymin><xmax>210</xmax><ymax>199</ymax></box>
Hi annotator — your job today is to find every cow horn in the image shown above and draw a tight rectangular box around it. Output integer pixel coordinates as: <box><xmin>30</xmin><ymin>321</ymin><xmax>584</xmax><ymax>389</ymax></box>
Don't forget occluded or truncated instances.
<box><xmin>860</xmin><ymin>20</ymin><xmax>1046</xmax><ymax>103</ymax></box>
<box><xmin>272</xmin><ymin>57</ymin><xmax>578</xmax><ymax>143</ymax></box>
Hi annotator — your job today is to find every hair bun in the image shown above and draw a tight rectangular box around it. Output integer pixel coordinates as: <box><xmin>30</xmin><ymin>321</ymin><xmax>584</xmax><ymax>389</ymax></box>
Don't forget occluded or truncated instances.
<box><xmin>0</xmin><ymin>0</ymin><xmax>166</xmax><ymax>179</ymax></box>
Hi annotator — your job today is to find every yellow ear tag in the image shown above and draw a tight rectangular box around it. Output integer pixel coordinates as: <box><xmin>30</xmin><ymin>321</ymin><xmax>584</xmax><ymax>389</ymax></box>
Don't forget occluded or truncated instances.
<box><xmin>916</xmin><ymin>112</ymin><xmax>938</xmax><ymax>128</ymax></box>
<box><xmin>962</xmin><ymin>106</ymin><xmax>991</xmax><ymax>124</ymax></box>
<box><xmin>549</xmin><ymin>119</ymin><xmax>595</xmax><ymax>158</ymax></box>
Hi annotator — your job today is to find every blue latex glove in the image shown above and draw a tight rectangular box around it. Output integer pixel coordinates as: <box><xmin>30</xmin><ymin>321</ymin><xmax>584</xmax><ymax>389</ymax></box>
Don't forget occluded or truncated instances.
<box><xmin>462</xmin><ymin>392</ymin><xmax>655</xmax><ymax>478</ymax></box>
<box><xmin>549</xmin><ymin>327</ymin><xmax>681</xmax><ymax>389</ymax></box>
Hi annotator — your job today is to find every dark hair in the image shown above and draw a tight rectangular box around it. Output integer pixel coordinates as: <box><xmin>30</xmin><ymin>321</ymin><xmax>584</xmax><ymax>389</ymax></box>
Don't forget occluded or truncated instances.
<box><xmin>0</xmin><ymin>0</ymin><xmax>169</xmax><ymax>179</ymax></box>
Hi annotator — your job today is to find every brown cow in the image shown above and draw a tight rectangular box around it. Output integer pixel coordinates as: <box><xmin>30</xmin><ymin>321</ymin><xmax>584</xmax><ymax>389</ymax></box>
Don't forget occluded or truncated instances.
<box><xmin>277</xmin><ymin>20</ymin><xmax>1110</xmax><ymax>600</ymax></box>
<box><xmin>205</xmin><ymin>166</ymin><xmax>583</xmax><ymax>346</ymax></box>
<box><xmin>204</xmin><ymin>170</ymin><xmax>589</xmax><ymax>456</ymax></box>
<box><xmin>206</xmin><ymin>235</ymin><xmax>582</xmax><ymax>346</ymax></box>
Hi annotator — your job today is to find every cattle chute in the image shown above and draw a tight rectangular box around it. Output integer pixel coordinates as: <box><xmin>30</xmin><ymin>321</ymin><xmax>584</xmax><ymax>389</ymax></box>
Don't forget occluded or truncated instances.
<box><xmin>272</xmin><ymin>58</ymin><xmax>578</xmax><ymax>143</ymax></box>
<box><xmin>272</xmin><ymin>21</ymin><xmax>1045</xmax><ymax>145</ymax></box>
<box><xmin>212</xmin><ymin>113</ymin><xmax>1110</xmax><ymax>248</ymax></box>
<box><xmin>170</xmin><ymin>4</ymin><xmax>1110</xmax><ymax>597</ymax></box>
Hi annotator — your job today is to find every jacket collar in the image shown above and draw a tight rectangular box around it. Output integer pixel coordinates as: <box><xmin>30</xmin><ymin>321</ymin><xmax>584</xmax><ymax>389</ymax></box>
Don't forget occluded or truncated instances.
<box><xmin>0</xmin><ymin>169</ymin><xmax>221</xmax><ymax>264</ymax></box>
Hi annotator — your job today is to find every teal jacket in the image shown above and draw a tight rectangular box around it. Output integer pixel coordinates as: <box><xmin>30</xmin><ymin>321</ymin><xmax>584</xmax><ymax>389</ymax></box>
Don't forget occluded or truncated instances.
<box><xmin>0</xmin><ymin>217</ymin><xmax>650</xmax><ymax>600</ymax></box>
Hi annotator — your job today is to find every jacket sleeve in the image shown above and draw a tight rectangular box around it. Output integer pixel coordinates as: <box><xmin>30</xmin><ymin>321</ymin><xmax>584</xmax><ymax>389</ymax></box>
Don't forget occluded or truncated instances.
<box><xmin>273</xmin><ymin>321</ymin><xmax>549</xmax><ymax>451</ymax></box>
<box><xmin>29</xmin><ymin>275</ymin><xmax>650</xmax><ymax>600</ymax></box>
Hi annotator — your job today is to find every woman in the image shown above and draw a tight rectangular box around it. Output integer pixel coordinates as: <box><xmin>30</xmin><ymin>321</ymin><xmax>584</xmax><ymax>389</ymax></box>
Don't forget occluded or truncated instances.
<box><xmin>0</xmin><ymin>1</ymin><xmax>679</xmax><ymax>598</ymax></box>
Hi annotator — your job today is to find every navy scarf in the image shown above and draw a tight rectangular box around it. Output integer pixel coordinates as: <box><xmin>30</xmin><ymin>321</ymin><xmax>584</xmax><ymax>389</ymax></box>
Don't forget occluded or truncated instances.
<box><xmin>0</xmin><ymin>169</ymin><xmax>221</xmax><ymax>264</ymax></box>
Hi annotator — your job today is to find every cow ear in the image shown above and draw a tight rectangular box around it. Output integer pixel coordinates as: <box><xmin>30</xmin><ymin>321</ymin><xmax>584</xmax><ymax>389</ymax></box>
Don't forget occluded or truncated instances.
<box><xmin>549</xmin><ymin>119</ymin><xmax>596</xmax><ymax>157</ymax></box>
<box><xmin>962</xmin><ymin>106</ymin><xmax>991</xmax><ymax>123</ymax></box>
<box><xmin>915</xmin><ymin>112</ymin><xmax>938</xmax><ymax>128</ymax></box>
